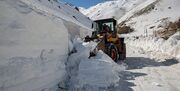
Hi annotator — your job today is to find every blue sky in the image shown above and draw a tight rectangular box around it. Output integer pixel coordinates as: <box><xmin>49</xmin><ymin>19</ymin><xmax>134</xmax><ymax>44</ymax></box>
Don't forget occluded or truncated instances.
<box><xmin>60</xmin><ymin>0</ymin><xmax>105</xmax><ymax>8</ymax></box>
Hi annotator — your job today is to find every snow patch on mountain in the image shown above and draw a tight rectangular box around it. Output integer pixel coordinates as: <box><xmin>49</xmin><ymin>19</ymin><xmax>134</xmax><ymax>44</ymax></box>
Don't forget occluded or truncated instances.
<box><xmin>80</xmin><ymin>0</ymin><xmax>147</xmax><ymax>20</ymax></box>
<box><xmin>118</xmin><ymin>0</ymin><xmax>180</xmax><ymax>36</ymax></box>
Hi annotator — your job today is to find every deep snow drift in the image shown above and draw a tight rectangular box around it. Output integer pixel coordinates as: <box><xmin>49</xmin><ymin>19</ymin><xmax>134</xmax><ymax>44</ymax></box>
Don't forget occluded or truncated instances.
<box><xmin>66</xmin><ymin>38</ymin><xmax>126</xmax><ymax>91</ymax></box>
<box><xmin>0</xmin><ymin>0</ymin><xmax>93</xmax><ymax>91</ymax></box>
<box><xmin>0</xmin><ymin>1</ymin><xmax>68</xmax><ymax>91</ymax></box>
<box><xmin>126</xmin><ymin>32</ymin><xmax>180</xmax><ymax>60</ymax></box>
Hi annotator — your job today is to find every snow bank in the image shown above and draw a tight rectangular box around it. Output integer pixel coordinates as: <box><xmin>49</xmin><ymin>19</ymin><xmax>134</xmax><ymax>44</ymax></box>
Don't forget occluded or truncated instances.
<box><xmin>0</xmin><ymin>0</ymin><xmax>92</xmax><ymax>91</ymax></box>
<box><xmin>126</xmin><ymin>32</ymin><xmax>180</xmax><ymax>60</ymax></box>
<box><xmin>0</xmin><ymin>0</ymin><xmax>68</xmax><ymax>91</ymax></box>
<box><xmin>22</xmin><ymin>0</ymin><xmax>93</xmax><ymax>38</ymax></box>
<box><xmin>63</xmin><ymin>21</ymin><xmax>91</xmax><ymax>39</ymax></box>
<box><xmin>24</xmin><ymin>0</ymin><xmax>93</xmax><ymax>30</ymax></box>
<box><xmin>66</xmin><ymin>38</ymin><xmax>125</xmax><ymax>91</ymax></box>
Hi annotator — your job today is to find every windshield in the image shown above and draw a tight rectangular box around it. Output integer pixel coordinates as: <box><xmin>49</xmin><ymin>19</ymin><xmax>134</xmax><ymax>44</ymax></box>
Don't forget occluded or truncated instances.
<box><xmin>102</xmin><ymin>22</ymin><xmax>114</xmax><ymax>31</ymax></box>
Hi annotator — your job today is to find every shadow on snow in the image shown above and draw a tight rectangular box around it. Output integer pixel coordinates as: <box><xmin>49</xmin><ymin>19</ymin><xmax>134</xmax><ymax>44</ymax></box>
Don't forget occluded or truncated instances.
<box><xmin>116</xmin><ymin>57</ymin><xmax>179</xmax><ymax>91</ymax></box>
<box><xmin>125</xmin><ymin>57</ymin><xmax>179</xmax><ymax>70</ymax></box>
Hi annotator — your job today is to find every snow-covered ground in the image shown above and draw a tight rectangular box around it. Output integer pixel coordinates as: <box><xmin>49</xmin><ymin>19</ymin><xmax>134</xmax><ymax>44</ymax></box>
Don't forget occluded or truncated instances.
<box><xmin>122</xmin><ymin>43</ymin><xmax>180</xmax><ymax>91</ymax></box>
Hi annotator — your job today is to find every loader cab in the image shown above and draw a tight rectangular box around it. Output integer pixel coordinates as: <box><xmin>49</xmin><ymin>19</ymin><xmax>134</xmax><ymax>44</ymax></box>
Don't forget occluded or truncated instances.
<box><xmin>92</xmin><ymin>18</ymin><xmax>117</xmax><ymax>37</ymax></box>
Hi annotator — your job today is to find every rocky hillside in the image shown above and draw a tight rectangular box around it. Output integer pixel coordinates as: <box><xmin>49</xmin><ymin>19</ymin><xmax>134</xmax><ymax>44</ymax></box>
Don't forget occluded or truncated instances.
<box><xmin>118</xmin><ymin>0</ymin><xmax>180</xmax><ymax>38</ymax></box>
<box><xmin>80</xmin><ymin>0</ymin><xmax>180</xmax><ymax>38</ymax></box>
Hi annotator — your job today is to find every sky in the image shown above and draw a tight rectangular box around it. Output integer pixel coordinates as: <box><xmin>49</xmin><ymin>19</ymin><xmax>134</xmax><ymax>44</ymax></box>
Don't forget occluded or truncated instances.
<box><xmin>59</xmin><ymin>0</ymin><xmax>106</xmax><ymax>8</ymax></box>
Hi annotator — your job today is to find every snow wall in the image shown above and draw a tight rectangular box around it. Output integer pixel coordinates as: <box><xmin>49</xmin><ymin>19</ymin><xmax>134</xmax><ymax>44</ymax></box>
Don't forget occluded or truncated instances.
<box><xmin>126</xmin><ymin>32</ymin><xmax>180</xmax><ymax>60</ymax></box>
<box><xmin>0</xmin><ymin>0</ymin><xmax>91</xmax><ymax>91</ymax></box>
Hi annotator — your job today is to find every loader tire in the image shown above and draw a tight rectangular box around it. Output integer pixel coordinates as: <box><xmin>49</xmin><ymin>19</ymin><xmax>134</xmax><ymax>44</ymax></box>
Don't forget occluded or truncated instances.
<box><xmin>119</xmin><ymin>43</ymin><xmax>126</xmax><ymax>60</ymax></box>
<box><xmin>107</xmin><ymin>44</ymin><xmax>119</xmax><ymax>62</ymax></box>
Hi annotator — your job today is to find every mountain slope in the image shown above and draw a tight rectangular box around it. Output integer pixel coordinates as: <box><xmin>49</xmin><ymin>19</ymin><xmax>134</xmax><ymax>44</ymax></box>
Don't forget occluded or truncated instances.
<box><xmin>118</xmin><ymin>0</ymin><xmax>180</xmax><ymax>36</ymax></box>
<box><xmin>81</xmin><ymin>0</ymin><xmax>180</xmax><ymax>37</ymax></box>
<box><xmin>80</xmin><ymin>0</ymin><xmax>147</xmax><ymax>20</ymax></box>
<box><xmin>80</xmin><ymin>0</ymin><xmax>180</xmax><ymax>59</ymax></box>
